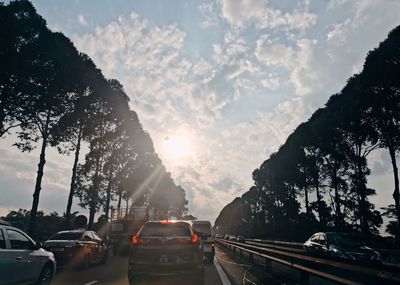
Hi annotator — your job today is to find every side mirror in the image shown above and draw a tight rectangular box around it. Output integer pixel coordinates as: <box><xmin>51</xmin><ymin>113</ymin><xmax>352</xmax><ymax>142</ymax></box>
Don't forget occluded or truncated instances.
<box><xmin>35</xmin><ymin>241</ymin><xmax>43</xmax><ymax>250</ymax></box>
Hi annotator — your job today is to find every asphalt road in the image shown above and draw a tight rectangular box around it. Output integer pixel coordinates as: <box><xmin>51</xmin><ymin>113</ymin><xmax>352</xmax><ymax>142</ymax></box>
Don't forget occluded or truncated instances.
<box><xmin>52</xmin><ymin>255</ymin><xmax>225</xmax><ymax>285</ymax></box>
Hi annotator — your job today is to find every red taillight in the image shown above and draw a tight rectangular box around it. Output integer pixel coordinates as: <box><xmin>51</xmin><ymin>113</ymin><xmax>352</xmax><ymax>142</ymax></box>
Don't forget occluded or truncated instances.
<box><xmin>132</xmin><ymin>235</ymin><xmax>139</xmax><ymax>245</ymax></box>
<box><xmin>192</xmin><ymin>234</ymin><xmax>199</xmax><ymax>244</ymax></box>
<box><xmin>212</xmin><ymin>243</ymin><xmax>215</xmax><ymax>248</ymax></box>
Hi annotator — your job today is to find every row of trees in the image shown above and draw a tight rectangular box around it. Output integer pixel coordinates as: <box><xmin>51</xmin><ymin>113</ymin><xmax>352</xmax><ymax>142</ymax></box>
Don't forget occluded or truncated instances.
<box><xmin>216</xmin><ymin>25</ymin><xmax>400</xmax><ymax>243</ymax></box>
<box><xmin>0</xmin><ymin>0</ymin><xmax>188</xmax><ymax>237</ymax></box>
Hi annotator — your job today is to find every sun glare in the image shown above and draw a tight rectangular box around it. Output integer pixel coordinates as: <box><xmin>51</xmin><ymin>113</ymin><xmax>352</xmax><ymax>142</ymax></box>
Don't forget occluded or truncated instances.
<box><xmin>163</xmin><ymin>134</ymin><xmax>193</xmax><ymax>161</ymax></box>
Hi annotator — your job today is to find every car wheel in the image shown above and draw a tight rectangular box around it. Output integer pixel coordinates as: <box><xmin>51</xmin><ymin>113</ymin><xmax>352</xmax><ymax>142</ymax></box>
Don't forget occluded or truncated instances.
<box><xmin>37</xmin><ymin>263</ymin><xmax>53</xmax><ymax>285</ymax></box>
<box><xmin>81</xmin><ymin>254</ymin><xmax>91</xmax><ymax>269</ymax></box>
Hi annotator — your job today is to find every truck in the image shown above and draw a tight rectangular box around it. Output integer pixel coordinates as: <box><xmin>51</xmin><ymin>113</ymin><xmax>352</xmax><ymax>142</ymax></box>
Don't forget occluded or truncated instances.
<box><xmin>109</xmin><ymin>206</ymin><xmax>149</xmax><ymax>255</ymax></box>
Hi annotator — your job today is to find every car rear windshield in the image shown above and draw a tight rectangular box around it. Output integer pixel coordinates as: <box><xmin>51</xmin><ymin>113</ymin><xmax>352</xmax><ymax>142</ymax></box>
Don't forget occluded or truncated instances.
<box><xmin>48</xmin><ymin>232</ymin><xmax>83</xmax><ymax>240</ymax></box>
<box><xmin>193</xmin><ymin>224</ymin><xmax>211</xmax><ymax>236</ymax></box>
<box><xmin>139</xmin><ymin>222</ymin><xmax>191</xmax><ymax>237</ymax></box>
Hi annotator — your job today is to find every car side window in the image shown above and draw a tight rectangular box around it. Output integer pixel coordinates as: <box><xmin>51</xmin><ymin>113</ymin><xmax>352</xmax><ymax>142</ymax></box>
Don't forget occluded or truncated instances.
<box><xmin>92</xmin><ymin>232</ymin><xmax>102</xmax><ymax>242</ymax></box>
<box><xmin>84</xmin><ymin>232</ymin><xmax>93</xmax><ymax>241</ymax></box>
<box><xmin>0</xmin><ymin>229</ymin><xmax>6</xmax><ymax>249</ymax></box>
<box><xmin>6</xmin><ymin>229</ymin><xmax>34</xmax><ymax>250</ymax></box>
<box><xmin>319</xmin><ymin>234</ymin><xmax>326</xmax><ymax>244</ymax></box>
<box><xmin>311</xmin><ymin>234</ymin><xmax>319</xmax><ymax>242</ymax></box>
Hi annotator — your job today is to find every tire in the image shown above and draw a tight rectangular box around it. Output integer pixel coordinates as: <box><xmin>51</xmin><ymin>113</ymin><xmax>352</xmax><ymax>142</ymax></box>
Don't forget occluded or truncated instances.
<box><xmin>36</xmin><ymin>263</ymin><xmax>53</xmax><ymax>285</ymax></box>
<box><xmin>81</xmin><ymin>254</ymin><xmax>91</xmax><ymax>269</ymax></box>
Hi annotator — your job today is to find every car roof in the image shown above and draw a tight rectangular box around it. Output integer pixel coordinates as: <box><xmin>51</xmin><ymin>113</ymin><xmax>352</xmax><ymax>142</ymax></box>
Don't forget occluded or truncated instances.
<box><xmin>54</xmin><ymin>229</ymin><xmax>86</xmax><ymax>234</ymax></box>
<box><xmin>192</xmin><ymin>220</ymin><xmax>211</xmax><ymax>225</ymax></box>
<box><xmin>145</xmin><ymin>220</ymin><xmax>191</xmax><ymax>225</ymax></box>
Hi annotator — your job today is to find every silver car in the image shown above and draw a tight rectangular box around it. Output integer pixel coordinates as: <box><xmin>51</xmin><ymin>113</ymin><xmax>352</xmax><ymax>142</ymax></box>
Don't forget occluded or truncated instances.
<box><xmin>0</xmin><ymin>222</ymin><xmax>56</xmax><ymax>285</ymax></box>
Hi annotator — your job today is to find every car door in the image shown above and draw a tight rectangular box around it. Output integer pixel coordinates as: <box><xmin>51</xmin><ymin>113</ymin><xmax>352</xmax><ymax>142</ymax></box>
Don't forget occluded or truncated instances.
<box><xmin>92</xmin><ymin>232</ymin><xmax>106</xmax><ymax>259</ymax></box>
<box><xmin>0</xmin><ymin>228</ymin><xmax>13</xmax><ymax>285</ymax></box>
<box><xmin>319</xmin><ymin>234</ymin><xmax>329</xmax><ymax>256</ymax></box>
<box><xmin>84</xmin><ymin>232</ymin><xmax>98</xmax><ymax>262</ymax></box>
<box><xmin>5</xmin><ymin>228</ymin><xmax>42</xmax><ymax>284</ymax></box>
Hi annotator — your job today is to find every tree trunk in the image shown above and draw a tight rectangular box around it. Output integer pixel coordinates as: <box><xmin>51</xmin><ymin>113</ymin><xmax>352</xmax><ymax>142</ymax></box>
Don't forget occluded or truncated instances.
<box><xmin>88</xmin><ymin>148</ymin><xmax>102</xmax><ymax>228</ymax></box>
<box><xmin>333</xmin><ymin>175</ymin><xmax>342</xmax><ymax>229</ymax></box>
<box><xmin>315</xmin><ymin>183</ymin><xmax>323</xmax><ymax>223</ymax></box>
<box><xmin>88</xmin><ymin>204</ymin><xmax>96</xmax><ymax>229</ymax></box>
<box><xmin>389</xmin><ymin>146</ymin><xmax>400</xmax><ymax>236</ymax></box>
<box><xmin>356</xmin><ymin>159</ymin><xmax>369</xmax><ymax>238</ymax></box>
<box><xmin>104</xmin><ymin>174</ymin><xmax>113</xmax><ymax>219</ymax></box>
<box><xmin>304</xmin><ymin>186</ymin><xmax>310</xmax><ymax>215</ymax></box>
<box><xmin>28</xmin><ymin>113</ymin><xmax>50</xmax><ymax>237</ymax></box>
<box><xmin>117</xmin><ymin>190</ymin><xmax>122</xmax><ymax>218</ymax></box>
<box><xmin>65</xmin><ymin>124</ymin><xmax>83</xmax><ymax>225</ymax></box>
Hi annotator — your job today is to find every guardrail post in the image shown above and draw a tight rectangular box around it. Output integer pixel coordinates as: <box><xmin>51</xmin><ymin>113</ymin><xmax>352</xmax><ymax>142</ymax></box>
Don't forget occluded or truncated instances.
<box><xmin>233</xmin><ymin>247</ymin><xmax>236</xmax><ymax>256</ymax></box>
<box><xmin>299</xmin><ymin>271</ymin><xmax>309</xmax><ymax>285</ymax></box>
<box><xmin>249</xmin><ymin>252</ymin><xmax>254</xmax><ymax>263</ymax></box>
<box><xmin>239</xmin><ymin>249</ymin><xmax>243</xmax><ymax>257</ymax></box>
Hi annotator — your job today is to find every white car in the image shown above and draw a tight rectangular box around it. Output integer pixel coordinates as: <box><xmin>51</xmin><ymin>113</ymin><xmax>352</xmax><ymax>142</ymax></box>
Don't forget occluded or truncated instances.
<box><xmin>0</xmin><ymin>222</ymin><xmax>56</xmax><ymax>285</ymax></box>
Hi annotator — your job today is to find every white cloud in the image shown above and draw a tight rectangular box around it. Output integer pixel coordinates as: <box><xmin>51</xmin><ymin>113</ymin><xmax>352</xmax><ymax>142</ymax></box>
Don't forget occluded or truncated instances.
<box><xmin>198</xmin><ymin>2</ymin><xmax>220</xmax><ymax>29</ymax></box>
<box><xmin>327</xmin><ymin>19</ymin><xmax>350</xmax><ymax>43</ymax></box>
<box><xmin>261</xmin><ymin>75</ymin><xmax>280</xmax><ymax>90</ymax></box>
<box><xmin>77</xmin><ymin>14</ymin><xmax>88</xmax><ymax>27</ymax></box>
<box><xmin>218</xmin><ymin>0</ymin><xmax>316</xmax><ymax>31</ymax></box>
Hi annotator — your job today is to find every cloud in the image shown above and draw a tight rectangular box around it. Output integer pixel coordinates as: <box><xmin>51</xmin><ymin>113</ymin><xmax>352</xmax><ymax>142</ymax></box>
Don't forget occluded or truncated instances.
<box><xmin>261</xmin><ymin>75</ymin><xmax>280</xmax><ymax>91</ymax></box>
<box><xmin>218</xmin><ymin>0</ymin><xmax>316</xmax><ymax>31</ymax></box>
<box><xmin>198</xmin><ymin>2</ymin><xmax>220</xmax><ymax>29</ymax></box>
<box><xmin>77</xmin><ymin>14</ymin><xmax>88</xmax><ymax>27</ymax></box>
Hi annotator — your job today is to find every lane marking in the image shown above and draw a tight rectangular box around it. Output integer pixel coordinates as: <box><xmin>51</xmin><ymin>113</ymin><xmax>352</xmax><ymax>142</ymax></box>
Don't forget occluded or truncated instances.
<box><xmin>84</xmin><ymin>281</ymin><xmax>99</xmax><ymax>285</ymax></box>
<box><xmin>214</xmin><ymin>257</ymin><xmax>232</xmax><ymax>285</ymax></box>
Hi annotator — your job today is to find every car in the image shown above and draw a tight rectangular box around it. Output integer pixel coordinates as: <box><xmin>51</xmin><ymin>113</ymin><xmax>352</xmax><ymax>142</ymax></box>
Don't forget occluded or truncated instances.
<box><xmin>224</xmin><ymin>234</ymin><xmax>230</xmax><ymax>240</ymax></box>
<box><xmin>128</xmin><ymin>220</ymin><xmax>204</xmax><ymax>285</ymax></box>
<box><xmin>236</xmin><ymin>236</ymin><xmax>245</xmax><ymax>242</ymax></box>
<box><xmin>0</xmin><ymin>222</ymin><xmax>56</xmax><ymax>285</ymax></box>
<box><xmin>44</xmin><ymin>229</ymin><xmax>108</xmax><ymax>268</ymax></box>
<box><xmin>215</xmin><ymin>234</ymin><xmax>223</xmax><ymax>239</ymax></box>
<box><xmin>228</xmin><ymin>235</ymin><xmax>236</xmax><ymax>241</ymax></box>
<box><xmin>192</xmin><ymin>220</ymin><xmax>215</xmax><ymax>262</ymax></box>
<box><xmin>304</xmin><ymin>232</ymin><xmax>381</xmax><ymax>264</ymax></box>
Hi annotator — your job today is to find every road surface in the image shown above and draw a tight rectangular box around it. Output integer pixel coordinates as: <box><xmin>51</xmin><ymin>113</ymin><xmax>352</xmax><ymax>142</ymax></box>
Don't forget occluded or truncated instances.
<box><xmin>53</xmin><ymin>254</ymin><xmax>226</xmax><ymax>285</ymax></box>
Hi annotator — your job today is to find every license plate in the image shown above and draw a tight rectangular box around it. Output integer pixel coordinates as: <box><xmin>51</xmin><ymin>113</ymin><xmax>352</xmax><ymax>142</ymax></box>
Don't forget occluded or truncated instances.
<box><xmin>203</xmin><ymin>244</ymin><xmax>212</xmax><ymax>252</ymax></box>
<box><xmin>159</xmin><ymin>255</ymin><xmax>168</xmax><ymax>263</ymax></box>
<box><xmin>51</xmin><ymin>248</ymin><xmax>64</xmax><ymax>252</ymax></box>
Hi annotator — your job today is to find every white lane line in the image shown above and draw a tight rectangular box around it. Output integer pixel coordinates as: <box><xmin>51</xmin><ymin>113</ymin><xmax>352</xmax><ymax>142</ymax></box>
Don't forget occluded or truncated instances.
<box><xmin>84</xmin><ymin>281</ymin><xmax>99</xmax><ymax>285</ymax></box>
<box><xmin>214</xmin><ymin>257</ymin><xmax>232</xmax><ymax>285</ymax></box>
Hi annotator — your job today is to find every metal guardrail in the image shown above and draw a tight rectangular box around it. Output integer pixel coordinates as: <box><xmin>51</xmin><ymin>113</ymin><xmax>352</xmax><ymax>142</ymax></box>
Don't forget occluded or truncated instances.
<box><xmin>217</xmin><ymin>239</ymin><xmax>400</xmax><ymax>285</ymax></box>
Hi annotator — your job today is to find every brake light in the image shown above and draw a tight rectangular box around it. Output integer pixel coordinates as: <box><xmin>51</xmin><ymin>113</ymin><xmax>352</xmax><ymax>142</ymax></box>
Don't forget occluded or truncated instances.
<box><xmin>160</xmin><ymin>220</ymin><xmax>172</xmax><ymax>224</ymax></box>
<box><xmin>192</xmin><ymin>234</ymin><xmax>199</xmax><ymax>244</ymax></box>
<box><xmin>132</xmin><ymin>235</ymin><xmax>139</xmax><ymax>245</ymax></box>
<box><xmin>212</xmin><ymin>243</ymin><xmax>215</xmax><ymax>248</ymax></box>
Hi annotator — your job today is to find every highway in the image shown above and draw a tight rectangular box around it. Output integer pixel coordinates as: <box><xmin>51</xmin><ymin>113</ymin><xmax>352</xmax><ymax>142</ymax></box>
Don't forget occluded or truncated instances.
<box><xmin>52</xmin><ymin>254</ymin><xmax>227</xmax><ymax>285</ymax></box>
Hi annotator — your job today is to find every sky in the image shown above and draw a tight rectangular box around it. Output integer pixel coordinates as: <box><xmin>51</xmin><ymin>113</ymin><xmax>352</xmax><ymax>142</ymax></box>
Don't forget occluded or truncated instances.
<box><xmin>1</xmin><ymin>0</ymin><xmax>400</xmax><ymax>228</ymax></box>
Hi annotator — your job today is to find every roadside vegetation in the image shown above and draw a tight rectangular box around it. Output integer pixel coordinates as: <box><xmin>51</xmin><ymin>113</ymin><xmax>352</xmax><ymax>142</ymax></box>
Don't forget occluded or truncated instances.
<box><xmin>0</xmin><ymin>0</ymin><xmax>188</xmax><ymax>238</ymax></box>
<box><xmin>215</xmin><ymin>25</ymin><xmax>400</xmax><ymax>246</ymax></box>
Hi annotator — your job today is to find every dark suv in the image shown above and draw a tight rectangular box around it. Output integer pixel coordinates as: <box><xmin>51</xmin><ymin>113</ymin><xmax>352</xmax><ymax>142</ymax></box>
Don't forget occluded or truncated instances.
<box><xmin>128</xmin><ymin>220</ymin><xmax>204</xmax><ymax>285</ymax></box>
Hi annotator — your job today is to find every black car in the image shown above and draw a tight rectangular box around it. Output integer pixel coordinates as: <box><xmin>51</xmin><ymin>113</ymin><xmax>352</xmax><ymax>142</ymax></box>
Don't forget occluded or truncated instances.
<box><xmin>304</xmin><ymin>232</ymin><xmax>381</xmax><ymax>264</ymax></box>
<box><xmin>192</xmin><ymin>220</ymin><xmax>215</xmax><ymax>263</ymax></box>
<box><xmin>44</xmin><ymin>230</ymin><xmax>108</xmax><ymax>268</ymax></box>
<box><xmin>128</xmin><ymin>220</ymin><xmax>204</xmax><ymax>285</ymax></box>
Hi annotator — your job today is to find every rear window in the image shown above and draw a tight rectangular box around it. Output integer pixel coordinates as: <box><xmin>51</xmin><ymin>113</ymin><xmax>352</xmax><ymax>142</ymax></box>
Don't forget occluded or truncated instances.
<box><xmin>193</xmin><ymin>224</ymin><xmax>211</xmax><ymax>237</ymax></box>
<box><xmin>49</xmin><ymin>232</ymin><xmax>83</xmax><ymax>240</ymax></box>
<box><xmin>139</xmin><ymin>222</ymin><xmax>191</xmax><ymax>237</ymax></box>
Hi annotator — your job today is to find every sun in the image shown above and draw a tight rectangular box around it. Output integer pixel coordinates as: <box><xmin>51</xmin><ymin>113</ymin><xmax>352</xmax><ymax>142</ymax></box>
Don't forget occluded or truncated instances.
<box><xmin>163</xmin><ymin>134</ymin><xmax>193</xmax><ymax>161</ymax></box>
